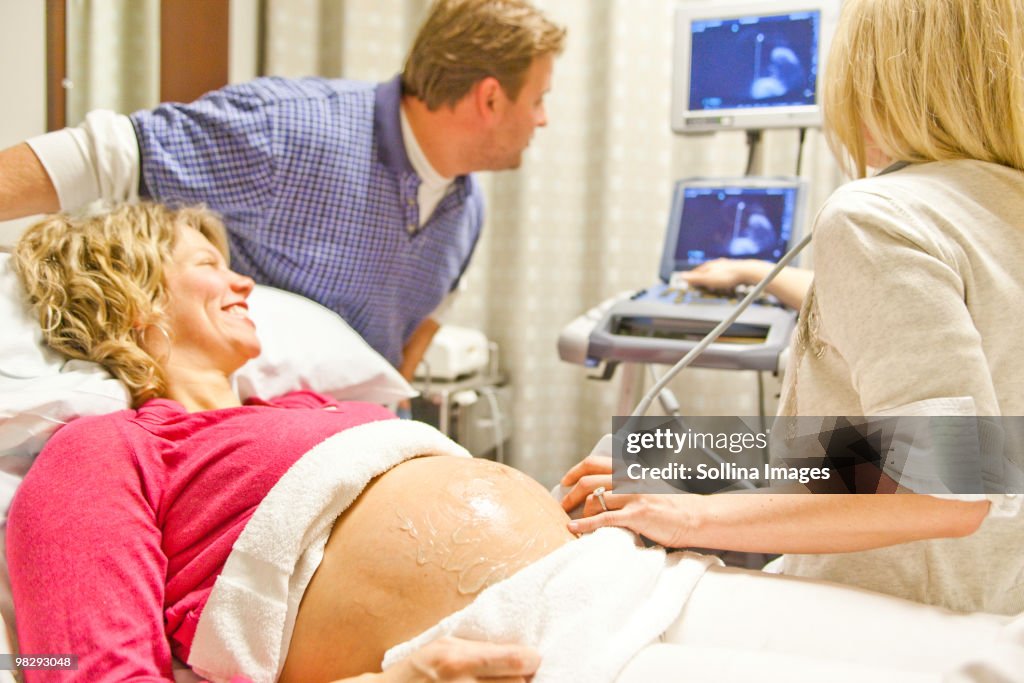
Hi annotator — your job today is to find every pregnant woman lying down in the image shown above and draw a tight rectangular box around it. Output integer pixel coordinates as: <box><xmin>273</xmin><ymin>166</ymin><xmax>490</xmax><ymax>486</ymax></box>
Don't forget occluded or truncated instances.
<box><xmin>7</xmin><ymin>204</ymin><xmax>1014</xmax><ymax>683</ymax></box>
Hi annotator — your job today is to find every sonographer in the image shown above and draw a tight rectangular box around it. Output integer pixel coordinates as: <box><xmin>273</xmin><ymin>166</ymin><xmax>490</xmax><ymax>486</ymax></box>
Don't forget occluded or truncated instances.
<box><xmin>560</xmin><ymin>0</ymin><xmax>1024</xmax><ymax>616</ymax></box>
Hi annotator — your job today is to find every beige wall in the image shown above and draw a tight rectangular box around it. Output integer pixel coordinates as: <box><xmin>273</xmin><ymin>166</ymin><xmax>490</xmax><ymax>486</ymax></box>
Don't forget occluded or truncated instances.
<box><xmin>0</xmin><ymin>0</ymin><xmax>46</xmax><ymax>248</ymax></box>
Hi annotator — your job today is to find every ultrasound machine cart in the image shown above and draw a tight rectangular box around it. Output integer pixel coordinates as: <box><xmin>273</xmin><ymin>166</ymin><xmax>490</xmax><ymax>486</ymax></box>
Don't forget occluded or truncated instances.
<box><xmin>559</xmin><ymin>176</ymin><xmax>807</xmax><ymax>386</ymax></box>
<box><xmin>558</xmin><ymin>0</ymin><xmax>839</xmax><ymax>402</ymax></box>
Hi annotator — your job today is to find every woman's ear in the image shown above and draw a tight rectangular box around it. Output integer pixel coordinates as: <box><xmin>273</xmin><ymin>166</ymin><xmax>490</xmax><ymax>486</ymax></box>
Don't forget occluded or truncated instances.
<box><xmin>862</xmin><ymin>127</ymin><xmax>892</xmax><ymax>175</ymax></box>
<box><xmin>134</xmin><ymin>321</ymin><xmax>173</xmax><ymax>363</ymax></box>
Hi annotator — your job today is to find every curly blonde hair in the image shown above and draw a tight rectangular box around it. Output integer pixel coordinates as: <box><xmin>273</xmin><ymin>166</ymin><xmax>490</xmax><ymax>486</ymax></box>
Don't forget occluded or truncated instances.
<box><xmin>13</xmin><ymin>203</ymin><xmax>230</xmax><ymax>407</ymax></box>
<box><xmin>824</xmin><ymin>0</ymin><xmax>1024</xmax><ymax>178</ymax></box>
<box><xmin>401</xmin><ymin>0</ymin><xmax>566</xmax><ymax>110</ymax></box>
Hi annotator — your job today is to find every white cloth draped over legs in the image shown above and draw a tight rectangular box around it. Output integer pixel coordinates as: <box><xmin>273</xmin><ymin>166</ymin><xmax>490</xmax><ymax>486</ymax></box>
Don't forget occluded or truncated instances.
<box><xmin>386</xmin><ymin>536</ymin><xmax>1011</xmax><ymax>682</ymax></box>
<box><xmin>618</xmin><ymin>565</ymin><xmax>1010</xmax><ymax>683</ymax></box>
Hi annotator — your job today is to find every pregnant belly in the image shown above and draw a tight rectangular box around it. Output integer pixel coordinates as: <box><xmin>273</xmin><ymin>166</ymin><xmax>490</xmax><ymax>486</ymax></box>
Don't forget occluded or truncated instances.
<box><xmin>279</xmin><ymin>455</ymin><xmax>574</xmax><ymax>681</ymax></box>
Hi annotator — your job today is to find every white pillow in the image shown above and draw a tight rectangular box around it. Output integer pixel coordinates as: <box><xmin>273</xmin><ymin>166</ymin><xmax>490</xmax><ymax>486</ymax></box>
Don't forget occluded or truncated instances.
<box><xmin>0</xmin><ymin>253</ymin><xmax>415</xmax><ymax>462</ymax></box>
<box><xmin>234</xmin><ymin>285</ymin><xmax>417</xmax><ymax>406</ymax></box>
<box><xmin>0</xmin><ymin>254</ymin><xmax>133</xmax><ymax>460</ymax></box>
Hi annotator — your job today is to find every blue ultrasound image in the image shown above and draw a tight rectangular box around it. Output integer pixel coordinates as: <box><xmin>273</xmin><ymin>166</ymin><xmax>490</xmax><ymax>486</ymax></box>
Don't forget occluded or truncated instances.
<box><xmin>673</xmin><ymin>189</ymin><xmax>794</xmax><ymax>268</ymax></box>
<box><xmin>689</xmin><ymin>11</ymin><xmax>819</xmax><ymax>111</ymax></box>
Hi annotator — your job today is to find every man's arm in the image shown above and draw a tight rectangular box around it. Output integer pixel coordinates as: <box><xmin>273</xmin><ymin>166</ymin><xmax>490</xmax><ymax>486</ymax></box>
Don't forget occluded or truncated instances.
<box><xmin>0</xmin><ymin>143</ymin><xmax>59</xmax><ymax>221</ymax></box>
<box><xmin>3</xmin><ymin>90</ymin><xmax>274</xmax><ymax>224</ymax></box>
<box><xmin>1</xmin><ymin>111</ymin><xmax>142</xmax><ymax>221</ymax></box>
<box><xmin>399</xmin><ymin>317</ymin><xmax>441</xmax><ymax>381</ymax></box>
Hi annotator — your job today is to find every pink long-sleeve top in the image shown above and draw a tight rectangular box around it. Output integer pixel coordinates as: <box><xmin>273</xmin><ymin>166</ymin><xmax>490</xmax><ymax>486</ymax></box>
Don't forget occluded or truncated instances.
<box><xmin>7</xmin><ymin>391</ymin><xmax>395</xmax><ymax>682</ymax></box>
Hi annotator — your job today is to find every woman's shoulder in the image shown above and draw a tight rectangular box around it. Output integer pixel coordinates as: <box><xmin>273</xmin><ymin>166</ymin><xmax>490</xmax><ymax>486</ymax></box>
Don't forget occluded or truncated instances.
<box><xmin>818</xmin><ymin>160</ymin><xmax>1024</xmax><ymax>249</ymax></box>
<box><xmin>826</xmin><ymin>160</ymin><xmax>1022</xmax><ymax>211</ymax></box>
<box><xmin>814</xmin><ymin>173</ymin><xmax>930</xmax><ymax>248</ymax></box>
<box><xmin>13</xmin><ymin>411</ymin><xmax>143</xmax><ymax>522</ymax></box>
<box><xmin>38</xmin><ymin>409</ymin><xmax>138</xmax><ymax>462</ymax></box>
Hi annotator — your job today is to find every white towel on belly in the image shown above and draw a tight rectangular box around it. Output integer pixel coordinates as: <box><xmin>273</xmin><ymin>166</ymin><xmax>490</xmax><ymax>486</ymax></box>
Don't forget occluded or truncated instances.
<box><xmin>188</xmin><ymin>419</ymin><xmax>471</xmax><ymax>683</ymax></box>
<box><xmin>383</xmin><ymin>527</ymin><xmax>721</xmax><ymax>683</ymax></box>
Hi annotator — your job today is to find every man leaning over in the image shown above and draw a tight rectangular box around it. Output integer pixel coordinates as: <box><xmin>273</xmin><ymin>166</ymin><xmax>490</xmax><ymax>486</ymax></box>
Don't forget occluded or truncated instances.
<box><xmin>0</xmin><ymin>0</ymin><xmax>566</xmax><ymax>378</ymax></box>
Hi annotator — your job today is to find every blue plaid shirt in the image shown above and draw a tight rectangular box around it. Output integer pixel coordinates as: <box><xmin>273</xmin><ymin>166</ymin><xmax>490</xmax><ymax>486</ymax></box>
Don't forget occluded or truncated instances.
<box><xmin>131</xmin><ymin>75</ymin><xmax>484</xmax><ymax>365</ymax></box>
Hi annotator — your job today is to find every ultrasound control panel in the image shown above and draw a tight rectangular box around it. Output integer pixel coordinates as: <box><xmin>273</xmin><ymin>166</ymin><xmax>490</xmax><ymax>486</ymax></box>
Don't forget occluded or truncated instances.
<box><xmin>557</xmin><ymin>282</ymin><xmax>796</xmax><ymax>373</ymax></box>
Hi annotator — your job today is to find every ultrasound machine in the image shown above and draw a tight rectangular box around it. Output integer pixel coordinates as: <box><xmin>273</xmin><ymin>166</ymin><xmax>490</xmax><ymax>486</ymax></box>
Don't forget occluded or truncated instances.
<box><xmin>558</xmin><ymin>176</ymin><xmax>807</xmax><ymax>374</ymax></box>
<box><xmin>559</xmin><ymin>0</ymin><xmax>839</xmax><ymax>381</ymax></box>
<box><xmin>671</xmin><ymin>0</ymin><xmax>838</xmax><ymax>134</ymax></box>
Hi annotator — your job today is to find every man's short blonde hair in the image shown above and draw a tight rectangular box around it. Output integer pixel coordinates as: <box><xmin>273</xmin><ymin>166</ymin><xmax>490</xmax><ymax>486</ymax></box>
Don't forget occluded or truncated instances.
<box><xmin>824</xmin><ymin>0</ymin><xmax>1024</xmax><ymax>178</ymax></box>
<box><xmin>402</xmin><ymin>0</ymin><xmax>566</xmax><ymax>111</ymax></box>
<box><xmin>13</xmin><ymin>203</ymin><xmax>229</xmax><ymax>407</ymax></box>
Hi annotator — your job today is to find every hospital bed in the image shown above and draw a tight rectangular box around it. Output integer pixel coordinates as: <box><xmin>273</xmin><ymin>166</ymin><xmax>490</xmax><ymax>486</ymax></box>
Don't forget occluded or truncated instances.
<box><xmin>2</xmin><ymin>251</ymin><xmax>1023</xmax><ymax>683</ymax></box>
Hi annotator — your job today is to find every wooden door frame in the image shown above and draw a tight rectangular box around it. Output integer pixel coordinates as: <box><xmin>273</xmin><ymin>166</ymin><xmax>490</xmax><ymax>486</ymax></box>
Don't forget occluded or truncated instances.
<box><xmin>45</xmin><ymin>0</ymin><xmax>66</xmax><ymax>131</ymax></box>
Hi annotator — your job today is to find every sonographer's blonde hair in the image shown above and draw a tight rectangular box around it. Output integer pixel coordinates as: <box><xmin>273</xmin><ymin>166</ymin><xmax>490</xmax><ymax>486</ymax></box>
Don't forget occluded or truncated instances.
<box><xmin>401</xmin><ymin>0</ymin><xmax>566</xmax><ymax>110</ymax></box>
<box><xmin>13</xmin><ymin>203</ymin><xmax>229</xmax><ymax>407</ymax></box>
<box><xmin>824</xmin><ymin>0</ymin><xmax>1024</xmax><ymax>178</ymax></box>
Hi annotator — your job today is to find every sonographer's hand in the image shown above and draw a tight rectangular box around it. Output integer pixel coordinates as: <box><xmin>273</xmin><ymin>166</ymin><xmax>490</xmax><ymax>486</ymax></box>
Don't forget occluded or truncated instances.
<box><xmin>559</xmin><ymin>453</ymin><xmax>613</xmax><ymax>517</ymax></box>
<box><xmin>679</xmin><ymin>258</ymin><xmax>769</xmax><ymax>292</ymax></box>
<box><xmin>374</xmin><ymin>637</ymin><xmax>540</xmax><ymax>683</ymax></box>
<box><xmin>566</xmin><ymin>491</ymin><xmax>694</xmax><ymax>549</ymax></box>
<box><xmin>681</xmin><ymin>260</ymin><xmax>813</xmax><ymax>310</ymax></box>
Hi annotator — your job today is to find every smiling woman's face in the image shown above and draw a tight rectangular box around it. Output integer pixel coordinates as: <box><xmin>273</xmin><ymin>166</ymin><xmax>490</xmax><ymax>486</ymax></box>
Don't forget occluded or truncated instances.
<box><xmin>161</xmin><ymin>224</ymin><xmax>261</xmax><ymax>375</ymax></box>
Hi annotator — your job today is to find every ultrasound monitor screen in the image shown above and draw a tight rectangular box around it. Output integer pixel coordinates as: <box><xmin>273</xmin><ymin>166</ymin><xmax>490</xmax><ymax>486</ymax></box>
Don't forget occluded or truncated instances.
<box><xmin>689</xmin><ymin>11</ymin><xmax>820</xmax><ymax>112</ymax></box>
<box><xmin>671</xmin><ymin>186</ymin><xmax>797</xmax><ymax>270</ymax></box>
